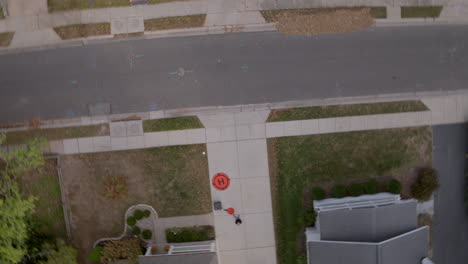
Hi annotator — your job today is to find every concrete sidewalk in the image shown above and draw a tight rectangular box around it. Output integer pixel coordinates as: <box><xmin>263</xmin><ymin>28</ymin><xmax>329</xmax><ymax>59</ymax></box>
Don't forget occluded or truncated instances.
<box><xmin>1</xmin><ymin>0</ymin><xmax>468</xmax><ymax>51</ymax></box>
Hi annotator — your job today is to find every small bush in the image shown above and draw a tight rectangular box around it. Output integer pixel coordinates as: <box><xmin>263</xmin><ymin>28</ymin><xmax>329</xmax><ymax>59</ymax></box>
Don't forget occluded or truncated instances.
<box><xmin>364</xmin><ymin>179</ymin><xmax>379</xmax><ymax>194</ymax></box>
<box><xmin>166</xmin><ymin>232</ymin><xmax>176</xmax><ymax>243</ymax></box>
<box><xmin>142</xmin><ymin>230</ymin><xmax>152</xmax><ymax>240</ymax></box>
<box><xmin>182</xmin><ymin>231</ymin><xmax>192</xmax><ymax>242</ymax></box>
<box><xmin>88</xmin><ymin>246</ymin><xmax>103</xmax><ymax>262</ymax></box>
<box><xmin>166</xmin><ymin>226</ymin><xmax>214</xmax><ymax>243</ymax></box>
<box><xmin>132</xmin><ymin>227</ymin><xmax>141</xmax><ymax>236</ymax></box>
<box><xmin>387</xmin><ymin>179</ymin><xmax>402</xmax><ymax>194</ymax></box>
<box><xmin>331</xmin><ymin>184</ymin><xmax>347</xmax><ymax>198</ymax></box>
<box><xmin>134</xmin><ymin>210</ymin><xmax>144</xmax><ymax>220</ymax></box>
<box><xmin>304</xmin><ymin>207</ymin><xmax>317</xmax><ymax>227</ymax></box>
<box><xmin>143</xmin><ymin>210</ymin><xmax>151</xmax><ymax>218</ymax></box>
<box><xmin>411</xmin><ymin>167</ymin><xmax>440</xmax><ymax>201</ymax></box>
<box><xmin>127</xmin><ymin>216</ymin><xmax>136</xmax><ymax>226</ymax></box>
<box><xmin>347</xmin><ymin>183</ymin><xmax>363</xmax><ymax>197</ymax></box>
<box><xmin>311</xmin><ymin>186</ymin><xmax>326</xmax><ymax>200</ymax></box>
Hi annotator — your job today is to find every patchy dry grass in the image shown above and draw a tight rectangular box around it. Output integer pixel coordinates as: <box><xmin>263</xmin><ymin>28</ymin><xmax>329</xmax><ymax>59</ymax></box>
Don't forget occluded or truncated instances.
<box><xmin>143</xmin><ymin>116</ymin><xmax>204</xmax><ymax>132</ymax></box>
<box><xmin>401</xmin><ymin>6</ymin><xmax>443</xmax><ymax>18</ymax></box>
<box><xmin>370</xmin><ymin>7</ymin><xmax>387</xmax><ymax>18</ymax></box>
<box><xmin>267</xmin><ymin>100</ymin><xmax>428</xmax><ymax>122</ymax></box>
<box><xmin>268</xmin><ymin>127</ymin><xmax>432</xmax><ymax>264</ymax></box>
<box><xmin>4</xmin><ymin>124</ymin><xmax>109</xmax><ymax>144</ymax></box>
<box><xmin>54</xmin><ymin>23</ymin><xmax>110</xmax><ymax>39</ymax></box>
<box><xmin>0</xmin><ymin>7</ymin><xmax>4</xmax><ymax>19</ymax></box>
<box><xmin>0</xmin><ymin>32</ymin><xmax>14</xmax><ymax>47</ymax></box>
<box><xmin>144</xmin><ymin>14</ymin><xmax>206</xmax><ymax>31</ymax></box>
<box><xmin>19</xmin><ymin>159</ymin><xmax>67</xmax><ymax>240</ymax></box>
<box><xmin>48</xmin><ymin>0</ymin><xmax>130</xmax><ymax>12</ymax></box>
<box><xmin>60</xmin><ymin>145</ymin><xmax>211</xmax><ymax>263</ymax></box>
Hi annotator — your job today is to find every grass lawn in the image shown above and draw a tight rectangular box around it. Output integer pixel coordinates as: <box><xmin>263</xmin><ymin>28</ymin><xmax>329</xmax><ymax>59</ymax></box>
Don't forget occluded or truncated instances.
<box><xmin>370</xmin><ymin>6</ymin><xmax>387</xmax><ymax>19</ymax></box>
<box><xmin>48</xmin><ymin>0</ymin><xmax>130</xmax><ymax>12</ymax></box>
<box><xmin>4</xmin><ymin>124</ymin><xmax>109</xmax><ymax>145</ymax></box>
<box><xmin>261</xmin><ymin>7</ymin><xmax>387</xmax><ymax>22</ymax></box>
<box><xmin>0</xmin><ymin>8</ymin><xmax>4</xmax><ymax>19</ymax></box>
<box><xmin>143</xmin><ymin>116</ymin><xmax>204</xmax><ymax>132</ymax></box>
<box><xmin>401</xmin><ymin>6</ymin><xmax>443</xmax><ymax>18</ymax></box>
<box><xmin>0</xmin><ymin>32</ymin><xmax>14</xmax><ymax>47</ymax></box>
<box><xmin>267</xmin><ymin>100</ymin><xmax>428</xmax><ymax>122</ymax></box>
<box><xmin>19</xmin><ymin>159</ymin><xmax>67</xmax><ymax>240</ymax></box>
<box><xmin>54</xmin><ymin>23</ymin><xmax>110</xmax><ymax>39</ymax></box>
<box><xmin>267</xmin><ymin>127</ymin><xmax>432</xmax><ymax>264</ymax></box>
<box><xmin>144</xmin><ymin>14</ymin><xmax>206</xmax><ymax>31</ymax></box>
<box><xmin>60</xmin><ymin>144</ymin><xmax>211</xmax><ymax>263</ymax></box>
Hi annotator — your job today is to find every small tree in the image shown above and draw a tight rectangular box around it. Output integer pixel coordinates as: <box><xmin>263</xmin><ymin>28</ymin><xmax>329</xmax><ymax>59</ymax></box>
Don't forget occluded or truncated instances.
<box><xmin>412</xmin><ymin>167</ymin><xmax>440</xmax><ymax>201</ymax></box>
<box><xmin>0</xmin><ymin>134</ymin><xmax>45</xmax><ymax>264</ymax></box>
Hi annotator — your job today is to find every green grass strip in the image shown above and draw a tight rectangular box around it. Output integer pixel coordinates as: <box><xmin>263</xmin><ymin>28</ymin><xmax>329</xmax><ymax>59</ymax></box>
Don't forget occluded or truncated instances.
<box><xmin>261</xmin><ymin>7</ymin><xmax>387</xmax><ymax>22</ymax></box>
<box><xmin>401</xmin><ymin>6</ymin><xmax>443</xmax><ymax>18</ymax></box>
<box><xmin>143</xmin><ymin>116</ymin><xmax>204</xmax><ymax>132</ymax></box>
<box><xmin>267</xmin><ymin>100</ymin><xmax>428</xmax><ymax>122</ymax></box>
<box><xmin>268</xmin><ymin>126</ymin><xmax>432</xmax><ymax>264</ymax></box>
<box><xmin>48</xmin><ymin>0</ymin><xmax>130</xmax><ymax>12</ymax></box>
<box><xmin>5</xmin><ymin>124</ymin><xmax>109</xmax><ymax>145</ymax></box>
<box><xmin>370</xmin><ymin>7</ymin><xmax>387</xmax><ymax>19</ymax></box>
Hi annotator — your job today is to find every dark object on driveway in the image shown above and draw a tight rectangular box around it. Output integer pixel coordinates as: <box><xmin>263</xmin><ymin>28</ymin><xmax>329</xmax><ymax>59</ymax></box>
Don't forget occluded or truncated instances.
<box><xmin>213</xmin><ymin>201</ymin><xmax>222</xmax><ymax>211</ymax></box>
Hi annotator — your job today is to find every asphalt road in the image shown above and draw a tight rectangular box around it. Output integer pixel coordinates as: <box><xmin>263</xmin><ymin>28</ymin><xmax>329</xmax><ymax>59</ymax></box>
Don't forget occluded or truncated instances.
<box><xmin>0</xmin><ymin>25</ymin><xmax>468</xmax><ymax>123</ymax></box>
<box><xmin>432</xmin><ymin>123</ymin><xmax>468</xmax><ymax>264</ymax></box>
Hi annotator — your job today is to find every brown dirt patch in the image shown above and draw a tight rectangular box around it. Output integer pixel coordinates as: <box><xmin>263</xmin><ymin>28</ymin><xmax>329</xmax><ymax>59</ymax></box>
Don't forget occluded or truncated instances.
<box><xmin>275</xmin><ymin>7</ymin><xmax>374</xmax><ymax>35</ymax></box>
<box><xmin>0</xmin><ymin>32</ymin><xmax>14</xmax><ymax>47</ymax></box>
<box><xmin>144</xmin><ymin>14</ymin><xmax>206</xmax><ymax>31</ymax></box>
<box><xmin>60</xmin><ymin>145</ymin><xmax>211</xmax><ymax>264</ymax></box>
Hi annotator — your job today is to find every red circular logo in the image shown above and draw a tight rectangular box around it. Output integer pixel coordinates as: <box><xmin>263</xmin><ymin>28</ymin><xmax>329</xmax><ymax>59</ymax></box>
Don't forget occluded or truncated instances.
<box><xmin>212</xmin><ymin>173</ymin><xmax>230</xmax><ymax>191</ymax></box>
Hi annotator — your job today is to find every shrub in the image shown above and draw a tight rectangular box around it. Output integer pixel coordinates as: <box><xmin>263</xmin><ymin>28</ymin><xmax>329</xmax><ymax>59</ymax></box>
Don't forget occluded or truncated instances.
<box><xmin>102</xmin><ymin>175</ymin><xmax>128</xmax><ymax>200</ymax></box>
<box><xmin>304</xmin><ymin>207</ymin><xmax>317</xmax><ymax>227</ymax></box>
<box><xmin>387</xmin><ymin>179</ymin><xmax>402</xmax><ymax>194</ymax></box>
<box><xmin>411</xmin><ymin>167</ymin><xmax>440</xmax><ymax>201</ymax></box>
<box><xmin>133</xmin><ymin>210</ymin><xmax>144</xmax><ymax>220</ymax></box>
<box><xmin>331</xmin><ymin>184</ymin><xmax>347</xmax><ymax>198</ymax></box>
<box><xmin>142</xmin><ymin>230</ymin><xmax>152</xmax><ymax>240</ymax></box>
<box><xmin>88</xmin><ymin>246</ymin><xmax>103</xmax><ymax>262</ymax></box>
<box><xmin>143</xmin><ymin>210</ymin><xmax>151</xmax><ymax>218</ymax></box>
<box><xmin>311</xmin><ymin>186</ymin><xmax>326</xmax><ymax>200</ymax></box>
<box><xmin>347</xmin><ymin>183</ymin><xmax>363</xmax><ymax>197</ymax></box>
<box><xmin>166</xmin><ymin>231</ymin><xmax>176</xmax><ymax>243</ymax></box>
<box><xmin>364</xmin><ymin>179</ymin><xmax>379</xmax><ymax>194</ymax></box>
<box><xmin>100</xmin><ymin>238</ymin><xmax>143</xmax><ymax>264</ymax></box>
<box><xmin>166</xmin><ymin>226</ymin><xmax>214</xmax><ymax>242</ymax></box>
<box><xmin>132</xmin><ymin>227</ymin><xmax>141</xmax><ymax>236</ymax></box>
<box><xmin>126</xmin><ymin>216</ymin><xmax>136</xmax><ymax>226</ymax></box>
<box><xmin>182</xmin><ymin>231</ymin><xmax>192</xmax><ymax>242</ymax></box>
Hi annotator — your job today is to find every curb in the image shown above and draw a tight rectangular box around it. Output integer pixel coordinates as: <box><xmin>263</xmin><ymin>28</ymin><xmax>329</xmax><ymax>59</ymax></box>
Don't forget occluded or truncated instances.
<box><xmin>0</xmin><ymin>23</ymin><xmax>276</xmax><ymax>55</ymax></box>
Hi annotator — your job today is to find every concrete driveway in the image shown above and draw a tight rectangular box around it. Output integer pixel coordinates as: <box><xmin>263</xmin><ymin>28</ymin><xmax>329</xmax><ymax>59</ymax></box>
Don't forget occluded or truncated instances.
<box><xmin>432</xmin><ymin>123</ymin><xmax>468</xmax><ymax>264</ymax></box>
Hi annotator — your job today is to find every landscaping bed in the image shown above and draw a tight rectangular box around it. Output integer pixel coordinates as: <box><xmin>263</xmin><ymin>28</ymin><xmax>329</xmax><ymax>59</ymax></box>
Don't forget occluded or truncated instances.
<box><xmin>4</xmin><ymin>123</ymin><xmax>109</xmax><ymax>144</ymax></box>
<box><xmin>401</xmin><ymin>6</ymin><xmax>443</xmax><ymax>18</ymax></box>
<box><xmin>54</xmin><ymin>23</ymin><xmax>110</xmax><ymax>40</ymax></box>
<box><xmin>143</xmin><ymin>116</ymin><xmax>204</xmax><ymax>132</ymax></box>
<box><xmin>267</xmin><ymin>100</ymin><xmax>428</xmax><ymax>122</ymax></box>
<box><xmin>260</xmin><ymin>7</ymin><xmax>383</xmax><ymax>35</ymax></box>
<box><xmin>0</xmin><ymin>8</ymin><xmax>4</xmax><ymax>19</ymax></box>
<box><xmin>60</xmin><ymin>144</ymin><xmax>211</xmax><ymax>263</ymax></box>
<box><xmin>144</xmin><ymin>14</ymin><xmax>206</xmax><ymax>31</ymax></box>
<box><xmin>267</xmin><ymin>126</ymin><xmax>432</xmax><ymax>264</ymax></box>
<box><xmin>166</xmin><ymin>225</ymin><xmax>215</xmax><ymax>242</ymax></box>
<box><xmin>19</xmin><ymin>158</ymin><xmax>67</xmax><ymax>240</ymax></box>
<box><xmin>0</xmin><ymin>32</ymin><xmax>14</xmax><ymax>47</ymax></box>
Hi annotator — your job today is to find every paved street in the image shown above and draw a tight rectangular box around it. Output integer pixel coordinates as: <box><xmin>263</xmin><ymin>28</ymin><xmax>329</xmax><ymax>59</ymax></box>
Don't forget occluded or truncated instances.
<box><xmin>432</xmin><ymin>123</ymin><xmax>468</xmax><ymax>264</ymax></box>
<box><xmin>0</xmin><ymin>25</ymin><xmax>467</xmax><ymax>123</ymax></box>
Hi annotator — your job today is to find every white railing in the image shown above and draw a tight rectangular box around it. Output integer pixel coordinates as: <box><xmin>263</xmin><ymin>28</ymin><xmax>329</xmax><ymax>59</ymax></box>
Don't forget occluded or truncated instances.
<box><xmin>314</xmin><ymin>193</ymin><xmax>402</xmax><ymax>212</ymax></box>
<box><xmin>167</xmin><ymin>243</ymin><xmax>216</xmax><ymax>255</ymax></box>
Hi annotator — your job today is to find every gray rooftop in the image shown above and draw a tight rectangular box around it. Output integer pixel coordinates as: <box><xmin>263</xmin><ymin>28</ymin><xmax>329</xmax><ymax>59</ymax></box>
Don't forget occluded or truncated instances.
<box><xmin>138</xmin><ymin>252</ymin><xmax>217</xmax><ymax>264</ymax></box>
<box><xmin>308</xmin><ymin>227</ymin><xmax>429</xmax><ymax>264</ymax></box>
<box><xmin>319</xmin><ymin>201</ymin><xmax>418</xmax><ymax>242</ymax></box>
